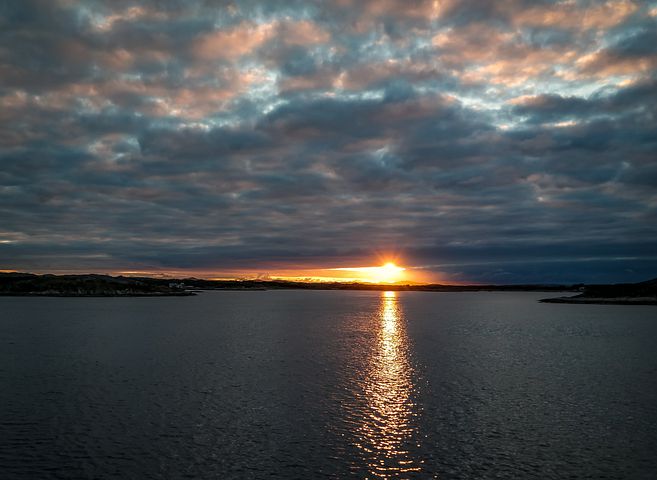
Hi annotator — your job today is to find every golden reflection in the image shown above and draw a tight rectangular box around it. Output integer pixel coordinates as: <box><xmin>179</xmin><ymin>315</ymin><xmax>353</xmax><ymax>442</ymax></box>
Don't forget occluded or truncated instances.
<box><xmin>355</xmin><ymin>291</ymin><xmax>422</xmax><ymax>477</ymax></box>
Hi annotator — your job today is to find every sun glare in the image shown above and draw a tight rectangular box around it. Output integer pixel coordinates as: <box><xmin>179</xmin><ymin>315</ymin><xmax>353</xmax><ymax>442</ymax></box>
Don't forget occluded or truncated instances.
<box><xmin>326</xmin><ymin>261</ymin><xmax>408</xmax><ymax>283</ymax></box>
<box><xmin>373</xmin><ymin>262</ymin><xmax>405</xmax><ymax>283</ymax></box>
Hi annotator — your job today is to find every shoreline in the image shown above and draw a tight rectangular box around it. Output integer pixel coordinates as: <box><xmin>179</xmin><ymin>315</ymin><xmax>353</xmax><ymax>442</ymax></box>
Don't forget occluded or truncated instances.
<box><xmin>0</xmin><ymin>292</ymin><xmax>196</xmax><ymax>297</ymax></box>
<box><xmin>2</xmin><ymin>272</ymin><xmax>654</xmax><ymax>301</ymax></box>
<box><xmin>540</xmin><ymin>296</ymin><xmax>657</xmax><ymax>305</ymax></box>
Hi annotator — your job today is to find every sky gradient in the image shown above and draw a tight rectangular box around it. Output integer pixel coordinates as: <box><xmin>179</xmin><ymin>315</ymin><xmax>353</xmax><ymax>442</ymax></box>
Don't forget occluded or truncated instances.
<box><xmin>1</xmin><ymin>0</ymin><xmax>656</xmax><ymax>283</ymax></box>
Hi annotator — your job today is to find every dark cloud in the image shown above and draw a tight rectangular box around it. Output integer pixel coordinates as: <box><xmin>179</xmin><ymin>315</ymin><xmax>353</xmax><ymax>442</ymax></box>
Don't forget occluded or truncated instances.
<box><xmin>0</xmin><ymin>0</ymin><xmax>656</xmax><ymax>283</ymax></box>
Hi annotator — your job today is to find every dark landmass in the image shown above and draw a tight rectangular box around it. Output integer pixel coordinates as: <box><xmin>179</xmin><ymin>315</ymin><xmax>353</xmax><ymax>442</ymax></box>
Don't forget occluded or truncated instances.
<box><xmin>1</xmin><ymin>271</ymin><xmax>577</xmax><ymax>296</ymax></box>
<box><xmin>2</xmin><ymin>272</ymin><xmax>655</xmax><ymax>303</ymax></box>
<box><xmin>0</xmin><ymin>272</ymin><xmax>194</xmax><ymax>296</ymax></box>
<box><xmin>181</xmin><ymin>279</ymin><xmax>575</xmax><ymax>292</ymax></box>
<box><xmin>540</xmin><ymin>278</ymin><xmax>657</xmax><ymax>305</ymax></box>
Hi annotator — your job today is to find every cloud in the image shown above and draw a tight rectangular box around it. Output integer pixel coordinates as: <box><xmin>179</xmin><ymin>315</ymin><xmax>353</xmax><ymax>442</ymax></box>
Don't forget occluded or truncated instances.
<box><xmin>513</xmin><ymin>0</ymin><xmax>638</xmax><ymax>30</ymax></box>
<box><xmin>193</xmin><ymin>21</ymin><xmax>276</xmax><ymax>60</ymax></box>
<box><xmin>576</xmin><ymin>27</ymin><xmax>657</xmax><ymax>77</ymax></box>
<box><xmin>0</xmin><ymin>0</ymin><xmax>656</xmax><ymax>283</ymax></box>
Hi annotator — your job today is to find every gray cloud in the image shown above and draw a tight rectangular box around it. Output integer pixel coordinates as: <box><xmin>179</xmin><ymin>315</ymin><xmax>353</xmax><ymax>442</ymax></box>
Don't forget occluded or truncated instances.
<box><xmin>0</xmin><ymin>0</ymin><xmax>656</xmax><ymax>283</ymax></box>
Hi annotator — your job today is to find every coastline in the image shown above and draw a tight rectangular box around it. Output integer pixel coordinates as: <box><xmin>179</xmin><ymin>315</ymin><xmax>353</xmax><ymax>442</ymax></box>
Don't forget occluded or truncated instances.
<box><xmin>540</xmin><ymin>296</ymin><xmax>657</xmax><ymax>305</ymax></box>
<box><xmin>0</xmin><ymin>291</ymin><xmax>196</xmax><ymax>297</ymax></box>
<box><xmin>2</xmin><ymin>272</ymin><xmax>655</xmax><ymax>301</ymax></box>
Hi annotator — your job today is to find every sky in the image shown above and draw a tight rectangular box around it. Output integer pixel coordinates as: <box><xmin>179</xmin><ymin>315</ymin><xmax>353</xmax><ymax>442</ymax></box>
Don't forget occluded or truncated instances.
<box><xmin>1</xmin><ymin>0</ymin><xmax>656</xmax><ymax>284</ymax></box>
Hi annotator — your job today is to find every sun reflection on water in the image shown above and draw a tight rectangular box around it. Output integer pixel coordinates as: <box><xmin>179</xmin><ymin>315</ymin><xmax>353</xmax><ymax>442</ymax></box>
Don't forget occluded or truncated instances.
<box><xmin>354</xmin><ymin>291</ymin><xmax>422</xmax><ymax>478</ymax></box>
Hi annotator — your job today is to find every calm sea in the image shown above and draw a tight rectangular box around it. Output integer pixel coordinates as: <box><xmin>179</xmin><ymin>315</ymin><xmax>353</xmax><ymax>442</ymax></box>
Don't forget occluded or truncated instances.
<box><xmin>1</xmin><ymin>291</ymin><xmax>656</xmax><ymax>479</ymax></box>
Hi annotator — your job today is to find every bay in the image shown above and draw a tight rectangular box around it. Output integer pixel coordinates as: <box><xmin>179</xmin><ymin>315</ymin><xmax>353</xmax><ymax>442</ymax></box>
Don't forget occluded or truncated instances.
<box><xmin>1</xmin><ymin>291</ymin><xmax>656</xmax><ymax>479</ymax></box>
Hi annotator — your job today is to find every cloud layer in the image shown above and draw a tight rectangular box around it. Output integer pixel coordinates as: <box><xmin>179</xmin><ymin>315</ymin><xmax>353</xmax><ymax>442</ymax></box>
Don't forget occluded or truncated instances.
<box><xmin>1</xmin><ymin>0</ymin><xmax>656</xmax><ymax>283</ymax></box>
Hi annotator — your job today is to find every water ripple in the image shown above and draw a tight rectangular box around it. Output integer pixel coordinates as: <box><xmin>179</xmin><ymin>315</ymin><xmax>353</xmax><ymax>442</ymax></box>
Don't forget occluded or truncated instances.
<box><xmin>348</xmin><ymin>291</ymin><xmax>424</xmax><ymax>478</ymax></box>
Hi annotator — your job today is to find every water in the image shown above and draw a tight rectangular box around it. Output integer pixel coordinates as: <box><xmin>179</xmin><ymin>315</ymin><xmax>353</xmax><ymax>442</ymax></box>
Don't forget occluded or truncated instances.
<box><xmin>1</xmin><ymin>291</ymin><xmax>656</xmax><ymax>479</ymax></box>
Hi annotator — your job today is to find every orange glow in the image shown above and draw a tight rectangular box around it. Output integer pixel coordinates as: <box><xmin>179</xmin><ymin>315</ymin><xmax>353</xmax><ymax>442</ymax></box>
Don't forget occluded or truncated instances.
<box><xmin>108</xmin><ymin>262</ymin><xmax>427</xmax><ymax>284</ymax></box>
<box><xmin>7</xmin><ymin>261</ymin><xmax>439</xmax><ymax>284</ymax></box>
<box><xmin>329</xmin><ymin>262</ymin><xmax>407</xmax><ymax>284</ymax></box>
<box><xmin>370</xmin><ymin>262</ymin><xmax>406</xmax><ymax>283</ymax></box>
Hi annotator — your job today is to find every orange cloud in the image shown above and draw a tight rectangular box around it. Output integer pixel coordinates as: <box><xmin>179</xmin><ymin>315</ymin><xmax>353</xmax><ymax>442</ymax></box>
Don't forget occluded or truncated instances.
<box><xmin>280</xmin><ymin>20</ymin><xmax>330</xmax><ymax>45</ymax></box>
<box><xmin>575</xmin><ymin>50</ymin><xmax>657</xmax><ymax>78</ymax></box>
<box><xmin>514</xmin><ymin>0</ymin><xmax>638</xmax><ymax>30</ymax></box>
<box><xmin>334</xmin><ymin>0</ymin><xmax>440</xmax><ymax>20</ymax></box>
<box><xmin>194</xmin><ymin>21</ymin><xmax>276</xmax><ymax>60</ymax></box>
<box><xmin>194</xmin><ymin>20</ymin><xmax>329</xmax><ymax>61</ymax></box>
<box><xmin>433</xmin><ymin>24</ymin><xmax>579</xmax><ymax>85</ymax></box>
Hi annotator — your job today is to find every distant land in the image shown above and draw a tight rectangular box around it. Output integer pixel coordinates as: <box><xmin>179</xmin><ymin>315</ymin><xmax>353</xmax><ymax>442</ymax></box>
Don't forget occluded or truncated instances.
<box><xmin>539</xmin><ymin>278</ymin><xmax>657</xmax><ymax>305</ymax></box>
<box><xmin>0</xmin><ymin>271</ymin><xmax>573</xmax><ymax>296</ymax></box>
<box><xmin>0</xmin><ymin>272</ymin><xmax>655</xmax><ymax>304</ymax></box>
<box><xmin>0</xmin><ymin>272</ymin><xmax>194</xmax><ymax>297</ymax></box>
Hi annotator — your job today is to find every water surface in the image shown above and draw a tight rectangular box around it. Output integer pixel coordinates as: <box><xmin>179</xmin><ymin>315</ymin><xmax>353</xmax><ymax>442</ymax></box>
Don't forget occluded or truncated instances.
<box><xmin>1</xmin><ymin>291</ymin><xmax>656</xmax><ymax>478</ymax></box>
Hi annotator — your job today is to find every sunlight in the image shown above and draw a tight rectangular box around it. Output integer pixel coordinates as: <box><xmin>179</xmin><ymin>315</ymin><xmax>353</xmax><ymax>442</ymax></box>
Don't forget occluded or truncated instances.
<box><xmin>329</xmin><ymin>262</ymin><xmax>407</xmax><ymax>283</ymax></box>
<box><xmin>354</xmin><ymin>290</ymin><xmax>422</xmax><ymax>476</ymax></box>
<box><xmin>375</xmin><ymin>263</ymin><xmax>405</xmax><ymax>283</ymax></box>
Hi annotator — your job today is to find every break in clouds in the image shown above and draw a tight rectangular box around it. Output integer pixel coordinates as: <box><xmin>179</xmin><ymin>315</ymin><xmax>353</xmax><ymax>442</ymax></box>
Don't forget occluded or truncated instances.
<box><xmin>1</xmin><ymin>0</ymin><xmax>656</xmax><ymax>283</ymax></box>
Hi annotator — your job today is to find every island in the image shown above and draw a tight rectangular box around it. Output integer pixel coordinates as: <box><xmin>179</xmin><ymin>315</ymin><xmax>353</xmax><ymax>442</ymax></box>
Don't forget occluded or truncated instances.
<box><xmin>540</xmin><ymin>278</ymin><xmax>657</xmax><ymax>305</ymax></box>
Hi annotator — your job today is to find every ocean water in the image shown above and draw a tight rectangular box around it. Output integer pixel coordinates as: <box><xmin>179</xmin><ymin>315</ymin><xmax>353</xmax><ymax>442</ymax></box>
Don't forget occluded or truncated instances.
<box><xmin>1</xmin><ymin>291</ymin><xmax>656</xmax><ymax>479</ymax></box>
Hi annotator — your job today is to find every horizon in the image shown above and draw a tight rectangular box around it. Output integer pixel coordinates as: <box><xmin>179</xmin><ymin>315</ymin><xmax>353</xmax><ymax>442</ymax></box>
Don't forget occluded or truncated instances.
<box><xmin>3</xmin><ymin>268</ymin><xmax>654</xmax><ymax>287</ymax></box>
<box><xmin>1</xmin><ymin>1</ymin><xmax>656</xmax><ymax>284</ymax></box>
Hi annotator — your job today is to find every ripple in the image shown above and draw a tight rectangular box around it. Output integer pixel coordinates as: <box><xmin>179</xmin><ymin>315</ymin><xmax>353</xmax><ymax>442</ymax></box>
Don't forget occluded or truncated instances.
<box><xmin>349</xmin><ymin>291</ymin><xmax>424</xmax><ymax>478</ymax></box>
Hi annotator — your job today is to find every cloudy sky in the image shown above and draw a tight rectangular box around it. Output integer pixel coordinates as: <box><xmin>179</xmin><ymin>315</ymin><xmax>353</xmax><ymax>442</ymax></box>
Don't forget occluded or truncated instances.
<box><xmin>1</xmin><ymin>0</ymin><xmax>656</xmax><ymax>283</ymax></box>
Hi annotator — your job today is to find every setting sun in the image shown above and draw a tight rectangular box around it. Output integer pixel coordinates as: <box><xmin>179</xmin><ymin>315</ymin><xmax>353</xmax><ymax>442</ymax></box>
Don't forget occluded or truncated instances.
<box><xmin>372</xmin><ymin>262</ymin><xmax>406</xmax><ymax>283</ymax></box>
<box><xmin>328</xmin><ymin>262</ymin><xmax>407</xmax><ymax>283</ymax></box>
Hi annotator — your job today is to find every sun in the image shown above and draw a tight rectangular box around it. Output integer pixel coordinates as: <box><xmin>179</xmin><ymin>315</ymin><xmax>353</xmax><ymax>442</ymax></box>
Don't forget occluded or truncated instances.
<box><xmin>371</xmin><ymin>262</ymin><xmax>405</xmax><ymax>283</ymax></box>
<box><xmin>327</xmin><ymin>261</ymin><xmax>408</xmax><ymax>283</ymax></box>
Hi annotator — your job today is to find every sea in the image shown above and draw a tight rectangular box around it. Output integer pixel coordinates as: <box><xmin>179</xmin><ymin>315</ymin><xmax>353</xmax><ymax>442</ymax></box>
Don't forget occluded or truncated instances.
<box><xmin>1</xmin><ymin>290</ymin><xmax>656</xmax><ymax>479</ymax></box>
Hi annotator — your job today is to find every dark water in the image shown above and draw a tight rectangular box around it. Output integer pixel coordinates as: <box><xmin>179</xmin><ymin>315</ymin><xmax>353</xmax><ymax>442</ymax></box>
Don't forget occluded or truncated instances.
<box><xmin>1</xmin><ymin>291</ymin><xmax>656</xmax><ymax>479</ymax></box>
